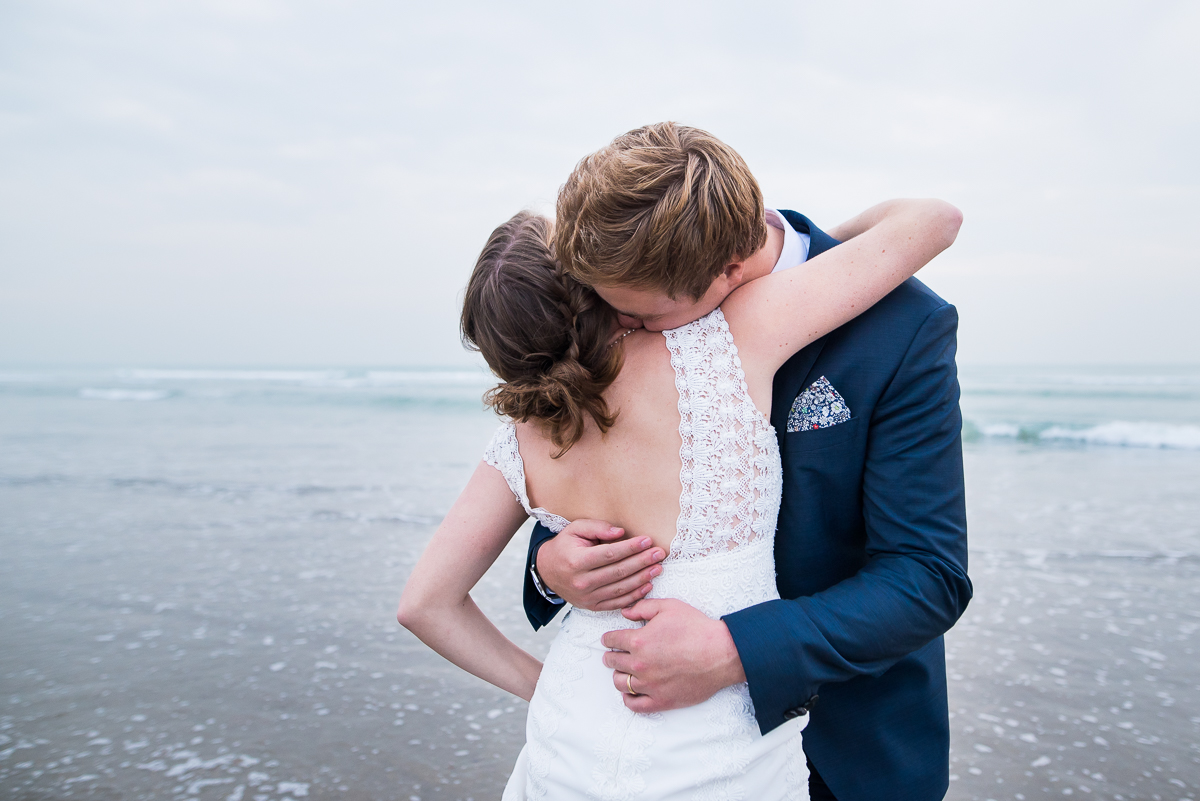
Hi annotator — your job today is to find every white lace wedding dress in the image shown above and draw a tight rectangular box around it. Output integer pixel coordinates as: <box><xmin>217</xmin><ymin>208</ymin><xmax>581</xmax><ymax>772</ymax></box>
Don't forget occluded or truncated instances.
<box><xmin>486</xmin><ymin>309</ymin><xmax>809</xmax><ymax>801</ymax></box>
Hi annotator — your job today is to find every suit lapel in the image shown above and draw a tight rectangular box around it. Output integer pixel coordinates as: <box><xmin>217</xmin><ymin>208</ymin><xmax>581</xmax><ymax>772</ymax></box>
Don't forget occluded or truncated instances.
<box><xmin>769</xmin><ymin>209</ymin><xmax>839</xmax><ymax>433</ymax></box>
<box><xmin>771</xmin><ymin>336</ymin><xmax>829</xmax><ymax>433</ymax></box>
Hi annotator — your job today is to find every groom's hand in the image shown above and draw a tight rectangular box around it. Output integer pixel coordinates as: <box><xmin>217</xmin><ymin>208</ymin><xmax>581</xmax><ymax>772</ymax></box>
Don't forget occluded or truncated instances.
<box><xmin>536</xmin><ymin>519</ymin><xmax>666</xmax><ymax>611</ymax></box>
<box><xmin>601</xmin><ymin>599</ymin><xmax>746</xmax><ymax>713</ymax></box>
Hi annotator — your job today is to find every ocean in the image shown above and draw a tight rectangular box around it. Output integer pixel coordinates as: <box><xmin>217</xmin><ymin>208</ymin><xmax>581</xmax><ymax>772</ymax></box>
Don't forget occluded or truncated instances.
<box><xmin>1</xmin><ymin>365</ymin><xmax>1198</xmax><ymax>800</ymax></box>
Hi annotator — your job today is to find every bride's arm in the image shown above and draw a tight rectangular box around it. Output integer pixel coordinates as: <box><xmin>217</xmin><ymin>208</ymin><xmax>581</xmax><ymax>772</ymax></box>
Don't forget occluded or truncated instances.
<box><xmin>723</xmin><ymin>199</ymin><xmax>962</xmax><ymax>384</ymax></box>
<box><xmin>396</xmin><ymin>461</ymin><xmax>543</xmax><ymax>701</ymax></box>
<box><xmin>824</xmin><ymin>201</ymin><xmax>906</xmax><ymax>243</ymax></box>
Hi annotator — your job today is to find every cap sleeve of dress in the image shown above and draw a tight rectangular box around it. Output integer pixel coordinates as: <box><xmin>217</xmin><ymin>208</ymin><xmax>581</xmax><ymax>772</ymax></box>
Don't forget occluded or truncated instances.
<box><xmin>481</xmin><ymin>421</ymin><xmax>571</xmax><ymax>534</ymax></box>
<box><xmin>483</xmin><ymin>422</ymin><xmax>529</xmax><ymax>511</ymax></box>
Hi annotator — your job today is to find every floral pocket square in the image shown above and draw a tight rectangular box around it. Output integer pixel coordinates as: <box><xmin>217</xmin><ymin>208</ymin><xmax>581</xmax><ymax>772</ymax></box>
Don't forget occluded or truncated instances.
<box><xmin>787</xmin><ymin>376</ymin><xmax>851</xmax><ymax>433</ymax></box>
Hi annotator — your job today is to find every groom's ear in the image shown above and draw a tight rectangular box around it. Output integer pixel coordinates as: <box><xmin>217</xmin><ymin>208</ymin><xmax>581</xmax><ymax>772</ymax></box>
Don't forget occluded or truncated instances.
<box><xmin>721</xmin><ymin>261</ymin><xmax>748</xmax><ymax>287</ymax></box>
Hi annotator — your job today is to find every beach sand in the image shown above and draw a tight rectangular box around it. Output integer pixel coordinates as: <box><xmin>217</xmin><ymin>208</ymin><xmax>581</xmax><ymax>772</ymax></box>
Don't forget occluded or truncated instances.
<box><xmin>2</xmin><ymin>369</ymin><xmax>1198</xmax><ymax>800</ymax></box>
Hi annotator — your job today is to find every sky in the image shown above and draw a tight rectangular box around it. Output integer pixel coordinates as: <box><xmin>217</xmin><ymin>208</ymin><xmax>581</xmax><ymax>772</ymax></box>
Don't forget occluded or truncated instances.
<box><xmin>1</xmin><ymin>0</ymin><xmax>1197</xmax><ymax>368</ymax></box>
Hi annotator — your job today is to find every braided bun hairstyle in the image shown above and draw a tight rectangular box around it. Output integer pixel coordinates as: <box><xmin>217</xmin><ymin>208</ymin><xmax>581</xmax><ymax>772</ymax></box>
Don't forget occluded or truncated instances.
<box><xmin>461</xmin><ymin>212</ymin><xmax>623</xmax><ymax>457</ymax></box>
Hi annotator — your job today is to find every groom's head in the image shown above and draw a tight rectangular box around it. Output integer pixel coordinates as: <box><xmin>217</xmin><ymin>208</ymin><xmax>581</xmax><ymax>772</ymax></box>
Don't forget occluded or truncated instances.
<box><xmin>554</xmin><ymin>122</ymin><xmax>766</xmax><ymax>331</ymax></box>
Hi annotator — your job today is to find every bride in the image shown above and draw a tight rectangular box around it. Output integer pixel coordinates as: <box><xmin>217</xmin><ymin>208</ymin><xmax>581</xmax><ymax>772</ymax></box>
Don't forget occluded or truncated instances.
<box><xmin>397</xmin><ymin>197</ymin><xmax>960</xmax><ymax>799</ymax></box>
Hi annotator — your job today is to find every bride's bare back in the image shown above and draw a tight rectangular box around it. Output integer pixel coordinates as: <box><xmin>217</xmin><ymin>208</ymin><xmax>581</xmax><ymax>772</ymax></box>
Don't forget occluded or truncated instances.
<box><xmin>515</xmin><ymin>331</ymin><xmax>685</xmax><ymax>553</ymax></box>
<box><xmin>516</xmin><ymin>306</ymin><xmax>785</xmax><ymax>556</ymax></box>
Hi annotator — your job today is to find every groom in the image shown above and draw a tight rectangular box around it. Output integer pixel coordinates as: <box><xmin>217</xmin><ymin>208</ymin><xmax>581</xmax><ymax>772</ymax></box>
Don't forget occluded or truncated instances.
<box><xmin>523</xmin><ymin>123</ymin><xmax>971</xmax><ymax>801</ymax></box>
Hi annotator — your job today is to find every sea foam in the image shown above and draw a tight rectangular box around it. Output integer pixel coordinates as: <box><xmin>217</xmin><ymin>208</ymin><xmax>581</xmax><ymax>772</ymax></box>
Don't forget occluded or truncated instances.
<box><xmin>1027</xmin><ymin>373</ymin><xmax>1200</xmax><ymax>387</ymax></box>
<box><xmin>118</xmin><ymin>368</ymin><xmax>492</xmax><ymax>388</ymax></box>
<box><xmin>121</xmin><ymin>369</ymin><xmax>345</xmax><ymax>383</ymax></box>
<box><xmin>980</xmin><ymin>423</ymin><xmax>1021</xmax><ymax>438</ymax></box>
<box><xmin>975</xmin><ymin>420</ymin><xmax>1200</xmax><ymax>450</ymax></box>
<box><xmin>1039</xmin><ymin>421</ymin><xmax>1200</xmax><ymax>450</ymax></box>
<box><xmin>80</xmin><ymin>388</ymin><xmax>169</xmax><ymax>402</ymax></box>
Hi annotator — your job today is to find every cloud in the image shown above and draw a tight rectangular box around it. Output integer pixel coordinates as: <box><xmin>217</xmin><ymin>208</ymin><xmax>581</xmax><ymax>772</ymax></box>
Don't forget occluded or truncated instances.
<box><xmin>94</xmin><ymin>97</ymin><xmax>175</xmax><ymax>133</ymax></box>
<box><xmin>0</xmin><ymin>0</ymin><xmax>1196</xmax><ymax>366</ymax></box>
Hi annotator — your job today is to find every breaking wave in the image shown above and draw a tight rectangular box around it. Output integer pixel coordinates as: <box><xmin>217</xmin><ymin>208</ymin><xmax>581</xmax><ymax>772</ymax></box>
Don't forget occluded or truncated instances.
<box><xmin>974</xmin><ymin>420</ymin><xmax>1200</xmax><ymax>450</ymax></box>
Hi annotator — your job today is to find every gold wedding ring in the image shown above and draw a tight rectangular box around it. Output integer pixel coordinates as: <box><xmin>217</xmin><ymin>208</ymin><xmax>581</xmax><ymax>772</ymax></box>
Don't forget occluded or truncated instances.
<box><xmin>626</xmin><ymin>673</ymin><xmax>639</xmax><ymax>696</ymax></box>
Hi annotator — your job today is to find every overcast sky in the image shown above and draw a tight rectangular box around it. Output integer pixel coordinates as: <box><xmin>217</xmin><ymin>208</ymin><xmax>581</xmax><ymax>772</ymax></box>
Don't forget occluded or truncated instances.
<box><xmin>1</xmin><ymin>0</ymin><xmax>1197</xmax><ymax>368</ymax></box>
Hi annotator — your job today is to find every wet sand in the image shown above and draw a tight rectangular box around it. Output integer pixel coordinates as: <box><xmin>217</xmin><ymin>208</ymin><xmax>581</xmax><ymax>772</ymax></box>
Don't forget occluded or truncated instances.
<box><xmin>947</xmin><ymin>445</ymin><xmax>1200</xmax><ymax>800</ymax></box>
<box><xmin>2</xmin><ymin>376</ymin><xmax>1198</xmax><ymax>800</ymax></box>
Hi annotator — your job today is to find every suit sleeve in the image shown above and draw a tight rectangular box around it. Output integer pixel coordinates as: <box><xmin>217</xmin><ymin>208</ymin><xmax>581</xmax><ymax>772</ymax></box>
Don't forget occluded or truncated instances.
<box><xmin>722</xmin><ymin>303</ymin><xmax>973</xmax><ymax>733</ymax></box>
<box><xmin>524</xmin><ymin>521</ymin><xmax>567</xmax><ymax>630</ymax></box>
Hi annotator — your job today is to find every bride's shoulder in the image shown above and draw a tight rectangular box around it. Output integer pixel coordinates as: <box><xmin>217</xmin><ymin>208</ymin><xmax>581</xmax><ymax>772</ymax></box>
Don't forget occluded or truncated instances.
<box><xmin>718</xmin><ymin>278</ymin><xmax>770</xmax><ymax>332</ymax></box>
<box><xmin>511</xmin><ymin>418</ymin><xmax>540</xmax><ymax>443</ymax></box>
<box><xmin>510</xmin><ymin>419</ymin><xmax>561</xmax><ymax>462</ymax></box>
<box><xmin>483</xmin><ymin>419</ymin><xmax>517</xmax><ymax>462</ymax></box>
<box><xmin>716</xmin><ymin>288</ymin><xmax>785</xmax><ymax>393</ymax></box>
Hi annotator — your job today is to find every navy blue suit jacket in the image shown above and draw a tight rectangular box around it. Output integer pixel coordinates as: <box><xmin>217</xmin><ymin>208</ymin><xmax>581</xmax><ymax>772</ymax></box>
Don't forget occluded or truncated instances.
<box><xmin>522</xmin><ymin>211</ymin><xmax>971</xmax><ymax>801</ymax></box>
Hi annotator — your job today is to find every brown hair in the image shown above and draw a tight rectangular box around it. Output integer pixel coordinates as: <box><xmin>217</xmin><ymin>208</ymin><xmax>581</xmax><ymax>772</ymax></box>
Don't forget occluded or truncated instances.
<box><xmin>461</xmin><ymin>212</ymin><xmax>622</xmax><ymax>457</ymax></box>
<box><xmin>554</xmin><ymin>122</ymin><xmax>766</xmax><ymax>300</ymax></box>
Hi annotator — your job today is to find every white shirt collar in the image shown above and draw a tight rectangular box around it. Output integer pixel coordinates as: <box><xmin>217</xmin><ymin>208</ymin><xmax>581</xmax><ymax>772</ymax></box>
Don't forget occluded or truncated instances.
<box><xmin>765</xmin><ymin>207</ymin><xmax>811</xmax><ymax>273</ymax></box>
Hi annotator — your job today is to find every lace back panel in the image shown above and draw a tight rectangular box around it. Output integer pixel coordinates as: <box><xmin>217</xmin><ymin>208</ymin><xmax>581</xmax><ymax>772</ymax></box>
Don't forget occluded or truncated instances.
<box><xmin>663</xmin><ymin>308</ymin><xmax>782</xmax><ymax>562</ymax></box>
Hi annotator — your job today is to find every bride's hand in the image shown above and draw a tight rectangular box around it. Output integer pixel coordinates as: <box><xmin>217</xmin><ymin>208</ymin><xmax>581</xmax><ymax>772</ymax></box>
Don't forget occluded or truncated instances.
<box><xmin>536</xmin><ymin>520</ymin><xmax>666</xmax><ymax>611</ymax></box>
<box><xmin>601</xmin><ymin>599</ymin><xmax>746</xmax><ymax>713</ymax></box>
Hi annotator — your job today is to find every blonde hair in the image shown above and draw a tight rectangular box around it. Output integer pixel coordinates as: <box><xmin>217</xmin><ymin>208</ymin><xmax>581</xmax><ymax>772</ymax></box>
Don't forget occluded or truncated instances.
<box><xmin>554</xmin><ymin>122</ymin><xmax>766</xmax><ymax>300</ymax></box>
<box><xmin>461</xmin><ymin>212</ymin><xmax>622</xmax><ymax>457</ymax></box>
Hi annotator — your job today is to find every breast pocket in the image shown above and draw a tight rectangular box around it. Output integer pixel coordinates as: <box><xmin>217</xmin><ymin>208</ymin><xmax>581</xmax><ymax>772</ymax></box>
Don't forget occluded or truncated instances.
<box><xmin>785</xmin><ymin>415</ymin><xmax>863</xmax><ymax>454</ymax></box>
